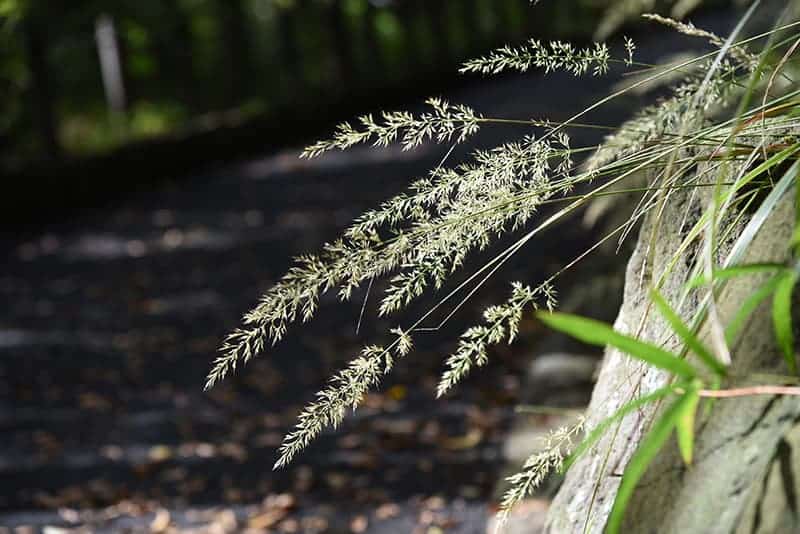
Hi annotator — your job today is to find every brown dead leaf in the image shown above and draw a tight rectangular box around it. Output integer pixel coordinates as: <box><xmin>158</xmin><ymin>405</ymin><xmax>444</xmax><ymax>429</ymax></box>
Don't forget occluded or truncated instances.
<box><xmin>350</xmin><ymin>515</ymin><xmax>368</xmax><ymax>533</ymax></box>
<box><xmin>147</xmin><ymin>445</ymin><xmax>173</xmax><ymax>462</ymax></box>
<box><xmin>149</xmin><ymin>509</ymin><xmax>171</xmax><ymax>533</ymax></box>
<box><xmin>375</xmin><ymin>503</ymin><xmax>401</xmax><ymax>520</ymax></box>
<box><xmin>440</xmin><ymin>428</ymin><xmax>483</xmax><ymax>450</ymax></box>
<box><xmin>248</xmin><ymin>510</ymin><xmax>285</xmax><ymax>530</ymax></box>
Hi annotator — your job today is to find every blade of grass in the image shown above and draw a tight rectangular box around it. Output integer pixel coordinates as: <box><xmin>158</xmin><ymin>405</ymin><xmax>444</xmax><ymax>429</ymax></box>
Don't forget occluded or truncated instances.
<box><xmin>675</xmin><ymin>386</ymin><xmax>700</xmax><ymax>465</ymax></box>
<box><xmin>686</xmin><ymin>263</ymin><xmax>785</xmax><ymax>288</ymax></box>
<box><xmin>726</xmin><ymin>272</ymin><xmax>784</xmax><ymax>345</ymax></box>
<box><xmin>606</xmin><ymin>393</ymin><xmax>696</xmax><ymax>534</ymax></box>
<box><xmin>650</xmin><ymin>290</ymin><xmax>727</xmax><ymax>377</ymax></box>
<box><xmin>537</xmin><ymin>312</ymin><xmax>698</xmax><ymax>380</ymax></box>
<box><xmin>773</xmin><ymin>270</ymin><xmax>799</xmax><ymax>374</ymax></box>
<box><xmin>563</xmin><ymin>385</ymin><xmax>678</xmax><ymax>471</ymax></box>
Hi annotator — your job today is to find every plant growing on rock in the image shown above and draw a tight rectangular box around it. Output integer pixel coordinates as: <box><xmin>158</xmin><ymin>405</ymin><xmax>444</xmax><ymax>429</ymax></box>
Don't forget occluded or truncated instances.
<box><xmin>209</xmin><ymin>2</ymin><xmax>800</xmax><ymax>531</ymax></box>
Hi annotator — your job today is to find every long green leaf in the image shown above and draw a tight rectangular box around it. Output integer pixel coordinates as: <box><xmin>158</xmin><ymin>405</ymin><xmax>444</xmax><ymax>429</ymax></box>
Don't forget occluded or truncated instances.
<box><xmin>725</xmin><ymin>273</ymin><xmax>784</xmax><ymax>345</ymax></box>
<box><xmin>795</xmin><ymin>167</ymin><xmax>800</xmax><ymax>256</ymax></box>
<box><xmin>792</xmin><ymin>226</ymin><xmax>800</xmax><ymax>255</ymax></box>
<box><xmin>650</xmin><ymin>290</ymin><xmax>726</xmax><ymax>377</ymax></box>
<box><xmin>562</xmin><ymin>386</ymin><xmax>677</xmax><ymax>471</ymax></box>
<box><xmin>773</xmin><ymin>270</ymin><xmax>799</xmax><ymax>375</ymax></box>
<box><xmin>675</xmin><ymin>387</ymin><xmax>700</xmax><ymax>465</ymax></box>
<box><xmin>663</xmin><ymin>152</ymin><xmax>800</xmax><ymax>291</ymax></box>
<box><xmin>686</xmin><ymin>263</ymin><xmax>784</xmax><ymax>289</ymax></box>
<box><xmin>724</xmin><ymin>159</ymin><xmax>800</xmax><ymax>268</ymax></box>
<box><xmin>537</xmin><ymin>312</ymin><xmax>697</xmax><ymax>380</ymax></box>
<box><xmin>606</xmin><ymin>394</ymin><xmax>695</xmax><ymax>534</ymax></box>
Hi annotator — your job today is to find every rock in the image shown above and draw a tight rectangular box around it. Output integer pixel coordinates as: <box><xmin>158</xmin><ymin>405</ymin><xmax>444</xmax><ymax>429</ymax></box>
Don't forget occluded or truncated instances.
<box><xmin>546</xmin><ymin>172</ymin><xmax>800</xmax><ymax>532</ymax></box>
<box><xmin>502</xmin><ymin>415</ymin><xmax>581</xmax><ymax>466</ymax></box>
<box><xmin>527</xmin><ymin>353</ymin><xmax>598</xmax><ymax>387</ymax></box>
<box><xmin>486</xmin><ymin>499</ymin><xmax>548</xmax><ymax>534</ymax></box>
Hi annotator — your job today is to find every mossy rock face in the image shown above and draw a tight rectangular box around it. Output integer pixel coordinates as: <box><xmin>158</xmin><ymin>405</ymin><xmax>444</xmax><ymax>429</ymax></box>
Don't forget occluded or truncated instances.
<box><xmin>545</xmin><ymin>179</ymin><xmax>800</xmax><ymax>534</ymax></box>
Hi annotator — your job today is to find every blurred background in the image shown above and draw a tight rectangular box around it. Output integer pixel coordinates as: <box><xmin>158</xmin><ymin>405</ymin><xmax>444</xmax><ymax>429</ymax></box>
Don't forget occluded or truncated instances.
<box><xmin>0</xmin><ymin>1</ymin><xmax>741</xmax><ymax>533</ymax></box>
<box><xmin>1</xmin><ymin>0</ymin><xmax>604</xmax><ymax>161</ymax></box>
<box><xmin>0</xmin><ymin>0</ymin><xmax>609</xmax><ymax>222</ymax></box>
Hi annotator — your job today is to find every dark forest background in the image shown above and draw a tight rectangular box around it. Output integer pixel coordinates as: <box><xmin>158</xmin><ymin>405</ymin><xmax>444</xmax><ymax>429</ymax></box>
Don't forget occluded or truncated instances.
<box><xmin>1</xmin><ymin>0</ymin><xmax>609</xmax><ymax>221</ymax></box>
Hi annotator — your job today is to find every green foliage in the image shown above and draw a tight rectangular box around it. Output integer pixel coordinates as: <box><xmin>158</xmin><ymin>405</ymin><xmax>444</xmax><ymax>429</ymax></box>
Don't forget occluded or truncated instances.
<box><xmin>538</xmin><ymin>305</ymin><xmax>709</xmax><ymax>531</ymax></box>
<box><xmin>726</xmin><ymin>273</ymin><xmax>784</xmax><ymax>344</ymax></box>
<box><xmin>686</xmin><ymin>263</ymin><xmax>784</xmax><ymax>288</ymax></box>
<box><xmin>542</xmin><ymin>252</ymin><xmax>799</xmax><ymax>530</ymax></box>
<box><xmin>606</xmin><ymin>388</ymin><xmax>699</xmax><ymax>533</ymax></box>
<box><xmin>773</xmin><ymin>270</ymin><xmax>799</xmax><ymax>374</ymax></box>
<box><xmin>563</xmin><ymin>385</ymin><xmax>676</xmax><ymax>471</ymax></box>
<box><xmin>675</xmin><ymin>385</ymin><xmax>700</xmax><ymax>464</ymax></box>
<box><xmin>537</xmin><ymin>311</ymin><xmax>698</xmax><ymax>379</ymax></box>
<box><xmin>650</xmin><ymin>289</ymin><xmax>726</xmax><ymax>377</ymax></box>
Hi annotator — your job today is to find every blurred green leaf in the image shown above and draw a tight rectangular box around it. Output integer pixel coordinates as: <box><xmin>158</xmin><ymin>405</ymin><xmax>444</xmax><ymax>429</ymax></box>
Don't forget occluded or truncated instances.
<box><xmin>686</xmin><ymin>263</ymin><xmax>784</xmax><ymax>289</ymax></box>
<box><xmin>563</xmin><ymin>385</ymin><xmax>676</xmax><ymax>471</ymax></box>
<box><xmin>725</xmin><ymin>273</ymin><xmax>784</xmax><ymax>345</ymax></box>
<box><xmin>607</xmin><ymin>393</ymin><xmax>696</xmax><ymax>534</ymax></box>
<box><xmin>675</xmin><ymin>385</ymin><xmax>700</xmax><ymax>465</ymax></box>
<box><xmin>772</xmin><ymin>270</ymin><xmax>799</xmax><ymax>374</ymax></box>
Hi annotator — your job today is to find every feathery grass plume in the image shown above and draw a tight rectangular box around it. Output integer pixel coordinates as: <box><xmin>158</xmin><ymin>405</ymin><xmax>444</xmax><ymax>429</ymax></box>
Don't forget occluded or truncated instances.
<box><xmin>274</xmin><ymin>325</ymin><xmax>418</xmax><ymax>468</ymax></box>
<box><xmin>585</xmin><ymin>57</ymin><xmax>744</xmax><ymax>174</ymax></box>
<box><xmin>437</xmin><ymin>281</ymin><xmax>557</xmax><ymax>397</ymax></box>
<box><xmin>587</xmin><ymin>13</ymin><xmax>762</xmax><ymax>174</ymax></box>
<box><xmin>643</xmin><ymin>13</ymin><xmax>759</xmax><ymax>69</ymax></box>
<box><xmin>210</xmin><ymin>33</ymin><xmax>625</xmax><ymax>390</ymax></box>
<box><xmin>301</xmin><ymin>97</ymin><xmax>481</xmax><ymax>158</ymax></box>
<box><xmin>213</xmin><ymin>12</ymin><xmax>800</xmax><ymax>478</ymax></box>
<box><xmin>496</xmin><ymin>418</ymin><xmax>585</xmax><ymax>530</ymax></box>
<box><xmin>624</xmin><ymin>36</ymin><xmax>637</xmax><ymax>66</ymax></box>
<box><xmin>377</xmin><ymin>134</ymin><xmax>572</xmax><ymax>316</ymax></box>
<box><xmin>460</xmin><ymin>40</ymin><xmax>612</xmax><ymax>76</ymax></box>
<box><xmin>206</xmin><ymin>131</ymin><xmax>575</xmax><ymax>390</ymax></box>
<box><xmin>273</xmin><ymin>345</ymin><xmax>387</xmax><ymax>469</ymax></box>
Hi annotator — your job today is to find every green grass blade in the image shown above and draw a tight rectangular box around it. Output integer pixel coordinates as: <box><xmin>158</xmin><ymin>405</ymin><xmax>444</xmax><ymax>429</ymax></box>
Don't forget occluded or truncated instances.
<box><xmin>773</xmin><ymin>271</ymin><xmax>799</xmax><ymax>375</ymax></box>
<box><xmin>725</xmin><ymin>273</ymin><xmax>784</xmax><ymax>345</ymax></box>
<box><xmin>675</xmin><ymin>387</ymin><xmax>700</xmax><ymax>465</ymax></box>
<box><xmin>650</xmin><ymin>290</ymin><xmax>726</xmax><ymax>377</ymax></box>
<box><xmin>563</xmin><ymin>385</ymin><xmax>677</xmax><ymax>471</ymax></box>
<box><xmin>792</xmin><ymin>227</ymin><xmax>800</xmax><ymax>255</ymax></box>
<box><xmin>795</xmin><ymin>166</ymin><xmax>800</xmax><ymax>256</ymax></box>
<box><xmin>606</xmin><ymin>394</ymin><xmax>694</xmax><ymax>534</ymax></box>
<box><xmin>662</xmin><ymin>151</ymin><xmax>800</xmax><ymax>290</ymax></box>
<box><xmin>686</xmin><ymin>263</ymin><xmax>784</xmax><ymax>289</ymax></box>
<box><xmin>724</xmin><ymin>159</ymin><xmax>800</xmax><ymax>268</ymax></box>
<box><xmin>537</xmin><ymin>312</ymin><xmax>697</xmax><ymax>380</ymax></box>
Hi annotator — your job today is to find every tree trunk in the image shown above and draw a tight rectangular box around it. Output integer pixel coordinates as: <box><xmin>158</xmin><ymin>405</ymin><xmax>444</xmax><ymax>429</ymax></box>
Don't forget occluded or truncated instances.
<box><xmin>23</xmin><ymin>17</ymin><xmax>61</xmax><ymax>161</ymax></box>
<box><xmin>545</xmin><ymin>171</ymin><xmax>800</xmax><ymax>533</ymax></box>
<box><xmin>217</xmin><ymin>0</ymin><xmax>252</xmax><ymax>104</ymax></box>
<box><xmin>326</xmin><ymin>0</ymin><xmax>354</xmax><ymax>92</ymax></box>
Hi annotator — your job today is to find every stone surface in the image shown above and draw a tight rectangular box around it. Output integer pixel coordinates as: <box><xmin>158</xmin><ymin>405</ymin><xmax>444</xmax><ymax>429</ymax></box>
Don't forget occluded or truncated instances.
<box><xmin>546</xmin><ymin>173</ymin><xmax>800</xmax><ymax>533</ymax></box>
<box><xmin>486</xmin><ymin>499</ymin><xmax>548</xmax><ymax>534</ymax></box>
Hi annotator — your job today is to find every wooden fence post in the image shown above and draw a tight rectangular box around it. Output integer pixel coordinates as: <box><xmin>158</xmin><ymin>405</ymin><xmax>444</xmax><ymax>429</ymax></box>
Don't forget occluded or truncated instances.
<box><xmin>95</xmin><ymin>14</ymin><xmax>128</xmax><ymax>114</ymax></box>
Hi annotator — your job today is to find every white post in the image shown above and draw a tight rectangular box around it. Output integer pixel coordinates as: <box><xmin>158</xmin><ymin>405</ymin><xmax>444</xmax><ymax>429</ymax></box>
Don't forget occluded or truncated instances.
<box><xmin>95</xmin><ymin>14</ymin><xmax>127</xmax><ymax>114</ymax></box>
